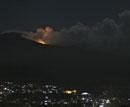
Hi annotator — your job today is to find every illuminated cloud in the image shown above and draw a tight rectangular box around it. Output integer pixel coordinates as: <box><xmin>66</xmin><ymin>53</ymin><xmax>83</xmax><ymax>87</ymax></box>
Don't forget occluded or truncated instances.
<box><xmin>25</xmin><ymin>10</ymin><xmax>130</xmax><ymax>48</ymax></box>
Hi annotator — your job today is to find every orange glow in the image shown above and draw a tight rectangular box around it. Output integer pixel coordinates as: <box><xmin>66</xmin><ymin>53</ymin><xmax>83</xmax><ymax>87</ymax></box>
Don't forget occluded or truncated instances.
<box><xmin>36</xmin><ymin>39</ymin><xmax>46</xmax><ymax>45</ymax></box>
<box><xmin>36</xmin><ymin>26</ymin><xmax>54</xmax><ymax>37</ymax></box>
<box><xmin>34</xmin><ymin>26</ymin><xmax>54</xmax><ymax>45</ymax></box>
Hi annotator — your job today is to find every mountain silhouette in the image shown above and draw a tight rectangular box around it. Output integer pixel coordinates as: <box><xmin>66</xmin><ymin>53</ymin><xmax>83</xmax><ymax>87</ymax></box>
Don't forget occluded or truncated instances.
<box><xmin>0</xmin><ymin>32</ymin><xmax>130</xmax><ymax>87</ymax></box>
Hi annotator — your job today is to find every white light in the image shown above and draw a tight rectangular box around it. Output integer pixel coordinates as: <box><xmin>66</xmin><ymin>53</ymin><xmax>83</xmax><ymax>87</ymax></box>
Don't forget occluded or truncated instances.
<box><xmin>4</xmin><ymin>87</ymin><xmax>7</xmax><ymax>90</ymax></box>
<box><xmin>45</xmin><ymin>96</ymin><xmax>48</xmax><ymax>99</ymax></box>
<box><xmin>44</xmin><ymin>100</ymin><xmax>48</xmax><ymax>103</ymax></box>
<box><xmin>81</xmin><ymin>97</ymin><xmax>86</xmax><ymax>101</ymax></box>
<box><xmin>0</xmin><ymin>92</ymin><xmax>2</xmax><ymax>95</ymax></box>
<box><xmin>99</xmin><ymin>104</ymin><xmax>104</xmax><ymax>107</ymax></box>
<box><xmin>45</xmin><ymin>85</ymin><xmax>49</xmax><ymax>88</ymax></box>
<box><xmin>63</xmin><ymin>102</ymin><xmax>68</xmax><ymax>105</ymax></box>
<box><xmin>81</xmin><ymin>92</ymin><xmax>89</xmax><ymax>95</ymax></box>
<box><xmin>106</xmin><ymin>99</ymin><xmax>110</xmax><ymax>104</ymax></box>
<box><xmin>49</xmin><ymin>91</ymin><xmax>53</xmax><ymax>93</ymax></box>
<box><xmin>44</xmin><ymin>103</ymin><xmax>48</xmax><ymax>105</ymax></box>
<box><xmin>43</xmin><ymin>91</ymin><xmax>46</xmax><ymax>94</ymax></box>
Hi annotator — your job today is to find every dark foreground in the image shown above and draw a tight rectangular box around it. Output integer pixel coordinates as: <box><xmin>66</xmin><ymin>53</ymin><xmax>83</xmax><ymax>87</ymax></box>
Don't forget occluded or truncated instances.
<box><xmin>0</xmin><ymin>81</ymin><xmax>130</xmax><ymax>107</ymax></box>
<box><xmin>0</xmin><ymin>33</ymin><xmax>130</xmax><ymax>107</ymax></box>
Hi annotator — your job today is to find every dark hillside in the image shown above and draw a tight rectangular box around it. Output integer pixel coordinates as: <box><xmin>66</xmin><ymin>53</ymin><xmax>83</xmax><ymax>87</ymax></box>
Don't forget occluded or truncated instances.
<box><xmin>0</xmin><ymin>32</ymin><xmax>130</xmax><ymax>87</ymax></box>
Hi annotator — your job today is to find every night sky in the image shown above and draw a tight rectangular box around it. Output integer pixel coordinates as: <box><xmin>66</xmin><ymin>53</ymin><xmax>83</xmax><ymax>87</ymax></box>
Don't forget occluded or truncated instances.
<box><xmin>0</xmin><ymin>0</ymin><xmax>130</xmax><ymax>31</ymax></box>
<box><xmin>0</xmin><ymin>0</ymin><xmax>130</xmax><ymax>84</ymax></box>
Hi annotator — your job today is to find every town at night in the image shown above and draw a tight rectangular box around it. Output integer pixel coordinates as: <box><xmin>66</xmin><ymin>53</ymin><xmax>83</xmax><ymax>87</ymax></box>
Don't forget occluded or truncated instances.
<box><xmin>0</xmin><ymin>81</ymin><xmax>130</xmax><ymax>107</ymax></box>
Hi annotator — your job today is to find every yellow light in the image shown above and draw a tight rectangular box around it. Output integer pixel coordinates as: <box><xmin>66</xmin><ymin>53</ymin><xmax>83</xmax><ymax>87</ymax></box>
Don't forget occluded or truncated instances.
<box><xmin>73</xmin><ymin>90</ymin><xmax>77</xmax><ymax>93</ymax></box>
<box><xmin>65</xmin><ymin>91</ymin><xmax>72</xmax><ymax>94</ymax></box>
<box><xmin>64</xmin><ymin>90</ymin><xmax>77</xmax><ymax>94</ymax></box>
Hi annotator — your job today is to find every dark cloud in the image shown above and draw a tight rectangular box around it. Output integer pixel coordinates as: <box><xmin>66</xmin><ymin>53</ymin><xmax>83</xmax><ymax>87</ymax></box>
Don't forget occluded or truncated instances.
<box><xmin>55</xmin><ymin>23</ymin><xmax>90</xmax><ymax>46</ymax></box>
<box><xmin>117</xmin><ymin>10</ymin><xmax>130</xmax><ymax>48</ymax></box>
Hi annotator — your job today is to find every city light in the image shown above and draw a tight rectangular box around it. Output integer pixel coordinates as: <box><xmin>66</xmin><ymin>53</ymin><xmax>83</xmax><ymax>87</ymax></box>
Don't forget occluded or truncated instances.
<box><xmin>64</xmin><ymin>90</ymin><xmax>77</xmax><ymax>94</ymax></box>
<box><xmin>0</xmin><ymin>81</ymin><xmax>129</xmax><ymax>107</ymax></box>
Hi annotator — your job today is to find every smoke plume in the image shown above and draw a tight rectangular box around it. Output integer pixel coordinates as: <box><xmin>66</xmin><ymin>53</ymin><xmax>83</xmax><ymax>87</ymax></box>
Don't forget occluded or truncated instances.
<box><xmin>26</xmin><ymin>10</ymin><xmax>130</xmax><ymax>48</ymax></box>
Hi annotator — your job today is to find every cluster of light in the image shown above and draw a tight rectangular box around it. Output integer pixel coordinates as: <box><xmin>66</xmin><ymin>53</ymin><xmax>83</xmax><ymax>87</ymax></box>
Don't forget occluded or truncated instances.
<box><xmin>0</xmin><ymin>81</ymin><xmax>130</xmax><ymax>107</ymax></box>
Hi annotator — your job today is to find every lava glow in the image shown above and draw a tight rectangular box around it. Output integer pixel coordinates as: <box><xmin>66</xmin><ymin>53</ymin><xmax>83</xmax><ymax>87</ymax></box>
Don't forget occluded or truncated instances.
<box><xmin>36</xmin><ymin>26</ymin><xmax>54</xmax><ymax>37</ymax></box>
<box><xmin>34</xmin><ymin>26</ymin><xmax>54</xmax><ymax>45</ymax></box>
<box><xmin>36</xmin><ymin>39</ymin><xmax>46</xmax><ymax>45</ymax></box>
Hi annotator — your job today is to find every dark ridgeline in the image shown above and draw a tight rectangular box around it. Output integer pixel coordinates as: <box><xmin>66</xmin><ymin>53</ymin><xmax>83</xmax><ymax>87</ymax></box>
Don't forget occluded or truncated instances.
<box><xmin>0</xmin><ymin>32</ymin><xmax>130</xmax><ymax>87</ymax></box>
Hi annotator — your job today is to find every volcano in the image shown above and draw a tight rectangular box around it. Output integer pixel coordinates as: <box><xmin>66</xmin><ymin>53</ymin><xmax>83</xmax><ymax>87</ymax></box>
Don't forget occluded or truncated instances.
<box><xmin>0</xmin><ymin>32</ymin><xmax>130</xmax><ymax>87</ymax></box>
